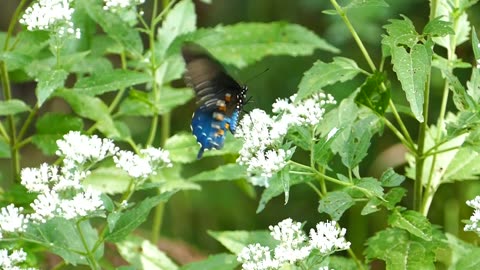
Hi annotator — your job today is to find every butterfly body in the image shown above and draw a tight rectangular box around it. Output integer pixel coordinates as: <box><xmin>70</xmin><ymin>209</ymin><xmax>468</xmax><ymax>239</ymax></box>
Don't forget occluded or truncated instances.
<box><xmin>182</xmin><ymin>43</ymin><xmax>247</xmax><ymax>158</ymax></box>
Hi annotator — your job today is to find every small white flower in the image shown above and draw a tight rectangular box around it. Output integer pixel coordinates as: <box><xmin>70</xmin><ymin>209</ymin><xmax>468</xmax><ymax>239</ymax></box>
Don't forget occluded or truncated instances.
<box><xmin>309</xmin><ymin>221</ymin><xmax>350</xmax><ymax>254</ymax></box>
<box><xmin>270</xmin><ymin>218</ymin><xmax>311</xmax><ymax>264</ymax></box>
<box><xmin>59</xmin><ymin>187</ymin><xmax>104</xmax><ymax>219</ymax></box>
<box><xmin>30</xmin><ymin>191</ymin><xmax>61</xmax><ymax>223</ymax></box>
<box><xmin>0</xmin><ymin>248</ymin><xmax>31</xmax><ymax>269</ymax></box>
<box><xmin>20</xmin><ymin>163</ymin><xmax>59</xmax><ymax>193</ymax></box>
<box><xmin>237</xmin><ymin>243</ymin><xmax>280</xmax><ymax>270</ymax></box>
<box><xmin>0</xmin><ymin>205</ymin><xmax>29</xmax><ymax>235</ymax></box>
<box><xmin>114</xmin><ymin>147</ymin><xmax>172</xmax><ymax>179</ymax></box>
<box><xmin>465</xmin><ymin>196</ymin><xmax>480</xmax><ymax>233</ymax></box>
<box><xmin>19</xmin><ymin>0</ymin><xmax>80</xmax><ymax>39</ymax></box>
<box><xmin>56</xmin><ymin>131</ymin><xmax>119</xmax><ymax>170</ymax></box>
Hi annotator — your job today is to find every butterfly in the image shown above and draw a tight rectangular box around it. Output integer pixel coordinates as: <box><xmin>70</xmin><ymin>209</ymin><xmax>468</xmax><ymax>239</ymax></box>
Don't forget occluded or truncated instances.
<box><xmin>181</xmin><ymin>42</ymin><xmax>247</xmax><ymax>159</ymax></box>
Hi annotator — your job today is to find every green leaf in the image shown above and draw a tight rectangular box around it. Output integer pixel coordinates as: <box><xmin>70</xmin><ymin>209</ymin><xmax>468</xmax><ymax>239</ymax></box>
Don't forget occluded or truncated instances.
<box><xmin>339</xmin><ymin>115</ymin><xmax>378</xmax><ymax>169</ymax></box>
<box><xmin>365</xmin><ymin>228</ymin><xmax>436</xmax><ymax>270</ymax></box>
<box><xmin>172</xmin><ymin>22</ymin><xmax>338</xmax><ymax>68</ymax></box>
<box><xmin>117</xmin><ymin>235</ymin><xmax>178</xmax><ymax>270</ymax></box>
<box><xmin>0</xmin><ymin>51</ymin><xmax>32</xmax><ymax>71</ymax></box>
<box><xmin>328</xmin><ymin>256</ymin><xmax>360</xmax><ymax>270</ymax></box>
<box><xmin>443</xmin><ymin>147</ymin><xmax>480</xmax><ymax>182</ymax></box>
<box><xmin>296</xmin><ymin>57</ymin><xmax>361</xmax><ymax>100</ymax></box>
<box><xmin>156</xmin><ymin>0</ymin><xmax>196</xmax><ymax>58</ymax></box>
<box><xmin>105</xmin><ymin>192</ymin><xmax>176</xmax><ymax>242</ymax></box>
<box><xmin>81</xmin><ymin>0</ymin><xmax>142</xmax><ymax>55</ymax></box>
<box><xmin>361</xmin><ymin>197</ymin><xmax>382</xmax><ymax>215</ymax></box>
<box><xmin>36</xmin><ymin>69</ymin><xmax>68</xmax><ymax>106</ymax></box>
<box><xmin>354</xmin><ymin>72</ymin><xmax>390</xmax><ymax>115</ymax></box>
<box><xmin>257</xmin><ymin>170</ymin><xmax>308</xmax><ymax>213</ymax></box>
<box><xmin>443</xmin><ymin>70</ymin><xmax>476</xmax><ymax>111</ymax></box>
<box><xmin>383</xmin><ymin>187</ymin><xmax>407</xmax><ymax>210</ymax></box>
<box><xmin>423</xmin><ymin>17</ymin><xmax>454</xmax><ymax>37</ymax></box>
<box><xmin>0</xmin><ymin>99</ymin><xmax>30</xmax><ymax>116</ymax></box>
<box><xmin>383</xmin><ymin>16</ymin><xmax>419</xmax><ymax>48</ymax></box>
<box><xmin>318</xmin><ymin>191</ymin><xmax>355</xmax><ymax>221</ymax></box>
<box><xmin>380</xmin><ymin>168</ymin><xmax>406</xmax><ymax>187</ymax></box>
<box><xmin>24</xmin><ymin>218</ymin><xmax>103</xmax><ymax>265</ymax></box>
<box><xmin>345</xmin><ymin>0</ymin><xmax>389</xmax><ymax>9</ymax></box>
<box><xmin>189</xmin><ymin>163</ymin><xmax>247</xmax><ymax>181</ymax></box>
<box><xmin>73</xmin><ymin>70</ymin><xmax>150</xmax><ymax>96</ymax></box>
<box><xmin>180</xmin><ymin>254</ymin><xmax>238</xmax><ymax>270</ymax></box>
<box><xmin>83</xmin><ymin>166</ymin><xmax>131</xmax><ymax>194</ymax></box>
<box><xmin>432</xmin><ymin>1</ymin><xmax>471</xmax><ymax>49</ymax></box>
<box><xmin>388</xmin><ymin>210</ymin><xmax>432</xmax><ymax>241</ymax></box>
<box><xmin>354</xmin><ymin>177</ymin><xmax>384</xmax><ymax>198</ymax></box>
<box><xmin>208</xmin><ymin>230</ymin><xmax>276</xmax><ymax>254</ymax></box>
<box><xmin>55</xmin><ymin>89</ymin><xmax>119</xmax><ymax>138</ymax></box>
<box><xmin>313</xmin><ymin>129</ymin><xmax>339</xmax><ymax>167</ymax></box>
<box><xmin>455</xmin><ymin>248</ymin><xmax>480</xmax><ymax>269</ymax></box>
<box><xmin>391</xmin><ymin>44</ymin><xmax>431</xmax><ymax>122</ymax></box>
<box><xmin>31</xmin><ymin>113</ymin><xmax>83</xmax><ymax>155</ymax></box>
<box><xmin>151</xmin><ymin>165</ymin><xmax>201</xmax><ymax>192</ymax></box>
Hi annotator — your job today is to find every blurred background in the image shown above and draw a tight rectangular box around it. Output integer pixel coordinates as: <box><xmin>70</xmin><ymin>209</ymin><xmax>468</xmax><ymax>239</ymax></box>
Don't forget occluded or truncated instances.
<box><xmin>2</xmin><ymin>0</ymin><xmax>480</xmax><ymax>265</ymax></box>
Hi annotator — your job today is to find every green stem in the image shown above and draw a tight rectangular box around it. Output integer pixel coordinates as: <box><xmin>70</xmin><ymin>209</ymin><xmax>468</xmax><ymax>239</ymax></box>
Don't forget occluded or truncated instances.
<box><xmin>383</xmin><ymin>117</ymin><xmax>415</xmax><ymax>153</ymax></box>
<box><xmin>17</xmin><ymin>104</ymin><xmax>38</xmax><ymax>142</ymax></box>
<box><xmin>347</xmin><ymin>246</ymin><xmax>365</xmax><ymax>270</ymax></box>
<box><xmin>329</xmin><ymin>0</ymin><xmax>376</xmax><ymax>71</ymax></box>
<box><xmin>76</xmin><ymin>221</ymin><xmax>100</xmax><ymax>270</ymax></box>
<box><xmin>306</xmin><ymin>181</ymin><xmax>323</xmax><ymax>198</ymax></box>
<box><xmin>0</xmin><ymin>63</ymin><xmax>19</xmax><ymax>181</ymax></box>
<box><xmin>388</xmin><ymin>100</ymin><xmax>414</xmax><ymax>145</ymax></box>
<box><xmin>414</xmin><ymin>74</ymin><xmax>431</xmax><ymax>213</ymax></box>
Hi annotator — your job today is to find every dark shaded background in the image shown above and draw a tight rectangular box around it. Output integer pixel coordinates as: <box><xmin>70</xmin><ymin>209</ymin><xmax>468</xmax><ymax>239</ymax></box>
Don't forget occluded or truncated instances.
<box><xmin>2</xmin><ymin>0</ymin><xmax>480</xmax><ymax>265</ymax></box>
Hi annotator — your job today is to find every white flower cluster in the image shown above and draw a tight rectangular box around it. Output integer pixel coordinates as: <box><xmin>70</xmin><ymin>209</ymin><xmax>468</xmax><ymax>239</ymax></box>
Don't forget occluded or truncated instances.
<box><xmin>237</xmin><ymin>218</ymin><xmax>350</xmax><ymax>270</ymax></box>
<box><xmin>464</xmin><ymin>196</ymin><xmax>480</xmax><ymax>233</ymax></box>
<box><xmin>0</xmin><ymin>248</ymin><xmax>36</xmax><ymax>270</ymax></box>
<box><xmin>0</xmin><ymin>205</ymin><xmax>29</xmax><ymax>238</ymax></box>
<box><xmin>113</xmin><ymin>147</ymin><xmax>172</xmax><ymax>179</ymax></box>
<box><xmin>236</xmin><ymin>93</ymin><xmax>335</xmax><ymax>185</ymax></box>
<box><xmin>103</xmin><ymin>0</ymin><xmax>145</xmax><ymax>11</ymax></box>
<box><xmin>19</xmin><ymin>0</ymin><xmax>81</xmax><ymax>39</ymax></box>
<box><xmin>56</xmin><ymin>131</ymin><xmax>119</xmax><ymax>171</ymax></box>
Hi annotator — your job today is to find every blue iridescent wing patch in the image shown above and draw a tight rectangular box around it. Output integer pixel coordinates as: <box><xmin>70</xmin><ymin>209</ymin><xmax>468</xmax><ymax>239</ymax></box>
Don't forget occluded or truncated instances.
<box><xmin>182</xmin><ymin>42</ymin><xmax>247</xmax><ymax>158</ymax></box>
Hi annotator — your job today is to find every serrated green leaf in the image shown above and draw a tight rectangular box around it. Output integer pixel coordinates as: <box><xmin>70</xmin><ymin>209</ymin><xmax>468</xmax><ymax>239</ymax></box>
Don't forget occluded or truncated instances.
<box><xmin>365</xmin><ymin>228</ymin><xmax>436</xmax><ymax>270</ymax></box>
<box><xmin>355</xmin><ymin>72</ymin><xmax>390</xmax><ymax>115</ymax></box>
<box><xmin>0</xmin><ymin>99</ymin><xmax>30</xmax><ymax>115</ymax></box>
<box><xmin>432</xmin><ymin>1</ymin><xmax>471</xmax><ymax>49</ymax></box>
<box><xmin>296</xmin><ymin>57</ymin><xmax>361</xmax><ymax>101</ymax></box>
<box><xmin>170</xmin><ymin>22</ymin><xmax>338</xmax><ymax>68</ymax></box>
<box><xmin>380</xmin><ymin>168</ymin><xmax>406</xmax><ymax>187</ymax></box>
<box><xmin>391</xmin><ymin>43</ymin><xmax>431</xmax><ymax>122</ymax></box>
<box><xmin>36</xmin><ymin>69</ymin><xmax>68</xmax><ymax>106</ymax></box>
<box><xmin>24</xmin><ymin>218</ymin><xmax>103</xmax><ymax>265</ymax></box>
<box><xmin>443</xmin><ymin>70</ymin><xmax>476</xmax><ymax>111</ymax></box>
<box><xmin>73</xmin><ymin>70</ymin><xmax>150</xmax><ymax>96</ymax></box>
<box><xmin>117</xmin><ymin>235</ymin><xmax>178</xmax><ymax>270</ymax></box>
<box><xmin>286</xmin><ymin>125</ymin><xmax>312</xmax><ymax>151</ymax></box>
<box><xmin>339</xmin><ymin>115</ymin><xmax>378</xmax><ymax>169</ymax></box>
<box><xmin>318</xmin><ymin>191</ymin><xmax>355</xmax><ymax>221</ymax></box>
<box><xmin>55</xmin><ymin>88</ymin><xmax>119</xmax><ymax>138</ymax></box>
<box><xmin>423</xmin><ymin>17</ymin><xmax>454</xmax><ymax>37</ymax></box>
<box><xmin>354</xmin><ymin>177</ymin><xmax>384</xmax><ymax>198</ymax></box>
<box><xmin>388</xmin><ymin>210</ymin><xmax>432</xmax><ymax>241</ymax></box>
<box><xmin>189</xmin><ymin>163</ymin><xmax>247</xmax><ymax>181</ymax></box>
<box><xmin>443</xmin><ymin>147</ymin><xmax>480</xmax><ymax>182</ymax></box>
<box><xmin>81</xmin><ymin>0</ymin><xmax>142</xmax><ymax>55</ymax></box>
<box><xmin>105</xmin><ymin>192</ymin><xmax>176</xmax><ymax>242</ymax></box>
<box><xmin>313</xmin><ymin>129</ymin><xmax>339</xmax><ymax>167</ymax></box>
<box><xmin>180</xmin><ymin>253</ymin><xmax>238</xmax><ymax>270</ymax></box>
<box><xmin>208</xmin><ymin>230</ymin><xmax>276</xmax><ymax>254</ymax></box>
<box><xmin>383</xmin><ymin>16</ymin><xmax>419</xmax><ymax>48</ymax></box>
<box><xmin>83</xmin><ymin>166</ymin><xmax>131</xmax><ymax>194</ymax></box>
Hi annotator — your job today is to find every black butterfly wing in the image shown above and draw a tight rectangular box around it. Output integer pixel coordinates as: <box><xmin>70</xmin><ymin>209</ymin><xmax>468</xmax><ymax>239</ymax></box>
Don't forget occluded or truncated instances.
<box><xmin>181</xmin><ymin>42</ymin><xmax>243</xmax><ymax>114</ymax></box>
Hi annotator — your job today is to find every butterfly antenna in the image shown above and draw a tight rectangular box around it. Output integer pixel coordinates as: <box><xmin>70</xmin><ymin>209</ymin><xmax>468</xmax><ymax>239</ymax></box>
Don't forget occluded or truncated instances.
<box><xmin>245</xmin><ymin>68</ymin><xmax>269</xmax><ymax>84</ymax></box>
